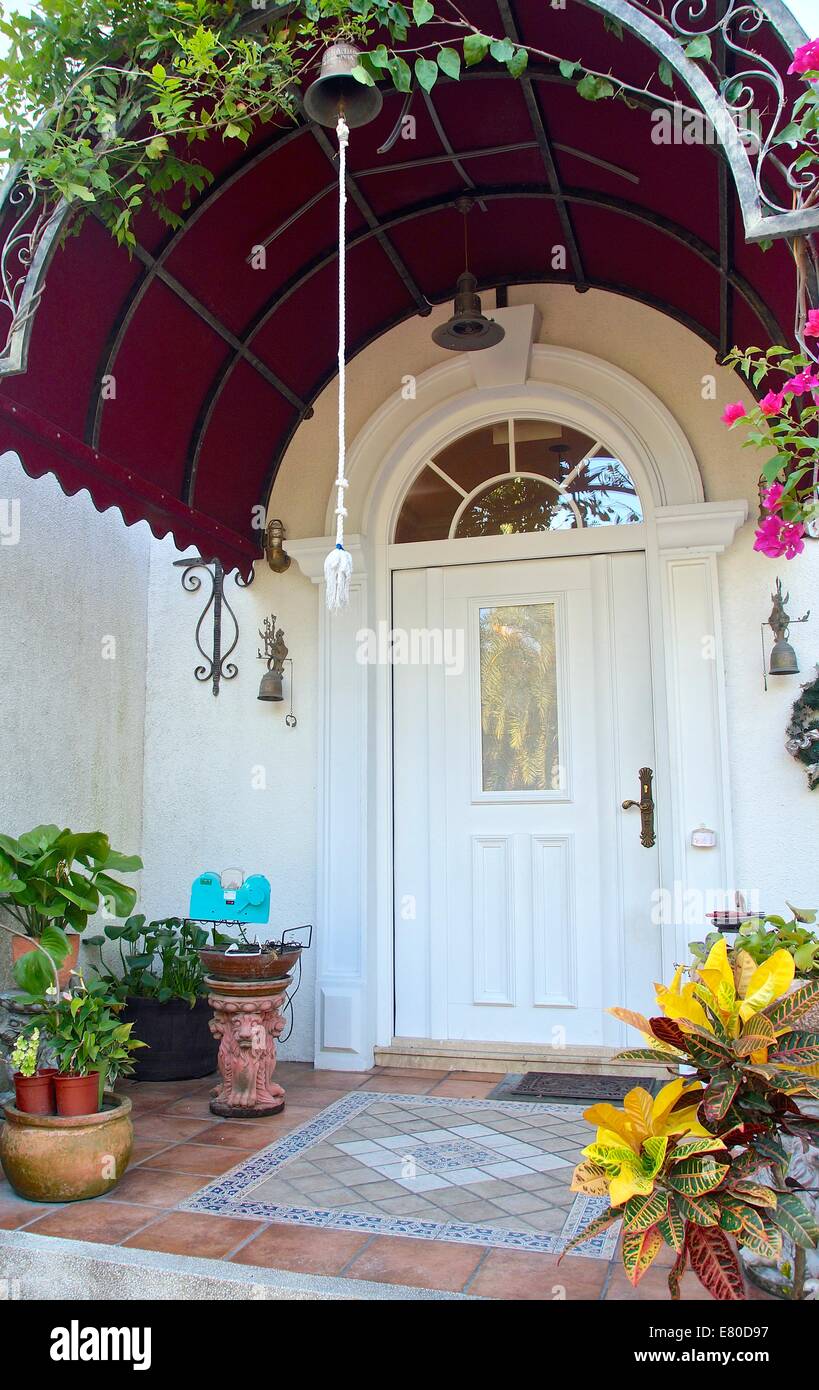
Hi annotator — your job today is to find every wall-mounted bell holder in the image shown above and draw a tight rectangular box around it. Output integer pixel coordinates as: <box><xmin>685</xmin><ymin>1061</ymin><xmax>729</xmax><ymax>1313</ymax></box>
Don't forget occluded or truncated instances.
<box><xmin>258</xmin><ymin>615</ymin><xmax>296</xmax><ymax>726</ymax></box>
<box><xmin>174</xmin><ymin>556</ymin><xmax>254</xmax><ymax>697</ymax></box>
<box><xmin>761</xmin><ymin>577</ymin><xmax>810</xmax><ymax>690</ymax></box>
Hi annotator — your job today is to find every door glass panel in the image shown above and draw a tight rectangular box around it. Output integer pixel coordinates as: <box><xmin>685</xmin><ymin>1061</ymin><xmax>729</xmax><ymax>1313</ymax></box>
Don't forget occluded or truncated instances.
<box><xmin>479</xmin><ymin>603</ymin><xmax>560</xmax><ymax>792</ymax></box>
<box><xmin>456</xmin><ymin>476</ymin><xmax>577</xmax><ymax>537</ymax></box>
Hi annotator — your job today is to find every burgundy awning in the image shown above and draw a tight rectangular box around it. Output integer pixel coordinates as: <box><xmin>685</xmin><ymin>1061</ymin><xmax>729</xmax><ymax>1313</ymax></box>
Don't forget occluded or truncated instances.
<box><xmin>0</xmin><ymin>2</ymin><xmax>809</xmax><ymax>575</ymax></box>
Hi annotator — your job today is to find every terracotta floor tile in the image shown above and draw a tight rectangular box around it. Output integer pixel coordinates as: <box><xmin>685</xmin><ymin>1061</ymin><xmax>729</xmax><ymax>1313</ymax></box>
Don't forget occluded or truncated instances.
<box><xmin>371</xmin><ymin>1067</ymin><xmax>449</xmax><ymax>1081</ymax></box>
<box><xmin>142</xmin><ymin>1142</ymin><xmax>247</xmax><ymax>1176</ymax></box>
<box><xmin>343</xmin><ymin>1235</ymin><xmax>484</xmax><ymax>1291</ymax></box>
<box><xmin>25</xmin><ymin>1201</ymin><xmax>158</xmax><ymax>1244</ymax></box>
<box><xmin>157</xmin><ymin>1096</ymin><xmax>216</xmax><ymax>1118</ymax></box>
<box><xmin>288</xmin><ymin>1070</ymin><xmax>368</xmax><ymax>1089</ymax></box>
<box><xmin>0</xmin><ymin>1192</ymin><xmax>54</xmax><ymax>1229</ymax></box>
<box><xmin>231</xmin><ymin>1223</ymin><xmax>371</xmax><ymax>1274</ymax></box>
<box><xmin>605</xmin><ymin>1265</ymin><xmax>714</xmax><ymax>1301</ymax></box>
<box><xmin>102</xmin><ymin>1167</ymin><xmax>208</xmax><ymax>1208</ymax></box>
<box><xmin>428</xmin><ymin>1079</ymin><xmax>495</xmax><ymax>1099</ymax></box>
<box><xmin>354</xmin><ymin>1076</ymin><xmax>435</xmax><ymax>1095</ymax></box>
<box><xmin>131</xmin><ymin>1113</ymin><xmax>214</xmax><ymax>1143</ymax></box>
<box><xmin>283</xmin><ymin>1086</ymin><xmax>361</xmax><ymax>1106</ymax></box>
<box><xmin>123</xmin><ymin>1080</ymin><xmax>204</xmax><ymax>1102</ymax></box>
<box><xmin>129</xmin><ymin>1139</ymin><xmax>176</xmax><ymax>1165</ymax></box>
<box><xmin>193</xmin><ymin>1108</ymin><xmax>321</xmax><ymax>1150</ymax></box>
<box><xmin>467</xmin><ymin>1249</ymin><xmax>608</xmax><ymax>1301</ymax></box>
<box><xmin>123</xmin><ymin>1211</ymin><xmax>260</xmax><ymax>1258</ymax></box>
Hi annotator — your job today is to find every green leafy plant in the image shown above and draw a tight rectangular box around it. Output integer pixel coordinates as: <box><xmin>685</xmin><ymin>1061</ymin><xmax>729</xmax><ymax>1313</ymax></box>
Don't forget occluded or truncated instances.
<box><xmin>88</xmin><ymin>915</ymin><xmax>210</xmax><ymax>1005</ymax></box>
<box><xmin>566</xmin><ymin>938</ymin><xmax>819</xmax><ymax>1298</ymax></box>
<box><xmin>691</xmin><ymin>905</ymin><xmax>819</xmax><ymax>978</ymax></box>
<box><xmin>27</xmin><ymin>977</ymin><xmax>145</xmax><ymax>1099</ymax></box>
<box><xmin>10</xmin><ymin>1027</ymin><xmax>40</xmax><ymax>1077</ymax></box>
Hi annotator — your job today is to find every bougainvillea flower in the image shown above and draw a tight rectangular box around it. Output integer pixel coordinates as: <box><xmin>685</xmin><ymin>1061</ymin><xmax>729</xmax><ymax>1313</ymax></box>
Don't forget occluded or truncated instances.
<box><xmin>762</xmin><ymin>483</ymin><xmax>784</xmax><ymax>509</ymax></box>
<box><xmin>805</xmin><ymin>309</ymin><xmax>819</xmax><ymax>338</ymax></box>
<box><xmin>759</xmin><ymin>390</ymin><xmax>785</xmax><ymax>416</ymax></box>
<box><xmin>754</xmin><ymin>515</ymin><xmax>806</xmax><ymax>559</ymax></box>
<box><xmin>788</xmin><ymin>39</ymin><xmax>819</xmax><ymax>75</ymax></box>
<box><xmin>721</xmin><ymin>402</ymin><xmax>746</xmax><ymax>425</ymax></box>
<box><xmin>783</xmin><ymin>368</ymin><xmax>819</xmax><ymax>396</ymax></box>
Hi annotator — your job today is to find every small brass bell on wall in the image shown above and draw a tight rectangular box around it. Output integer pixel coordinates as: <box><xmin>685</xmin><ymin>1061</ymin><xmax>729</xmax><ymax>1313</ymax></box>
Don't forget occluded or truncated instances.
<box><xmin>762</xmin><ymin>577</ymin><xmax>810</xmax><ymax>689</ymax></box>
<box><xmin>258</xmin><ymin>615</ymin><xmax>288</xmax><ymax>702</ymax></box>
<box><xmin>302</xmin><ymin>42</ymin><xmax>383</xmax><ymax>129</ymax></box>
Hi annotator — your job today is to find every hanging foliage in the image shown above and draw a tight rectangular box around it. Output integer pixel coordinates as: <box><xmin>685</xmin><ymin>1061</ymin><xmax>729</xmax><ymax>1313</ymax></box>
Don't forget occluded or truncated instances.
<box><xmin>786</xmin><ymin>667</ymin><xmax>819</xmax><ymax>790</ymax></box>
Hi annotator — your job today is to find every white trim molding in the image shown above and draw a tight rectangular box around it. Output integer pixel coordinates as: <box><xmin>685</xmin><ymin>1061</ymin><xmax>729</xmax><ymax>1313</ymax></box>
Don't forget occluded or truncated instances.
<box><xmin>654</xmin><ymin>501</ymin><xmax>748</xmax><ymax>553</ymax></box>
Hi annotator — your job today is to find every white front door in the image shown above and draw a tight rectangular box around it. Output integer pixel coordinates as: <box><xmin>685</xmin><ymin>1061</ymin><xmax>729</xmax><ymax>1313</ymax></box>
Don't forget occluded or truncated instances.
<box><xmin>393</xmin><ymin>552</ymin><xmax>661</xmax><ymax>1048</ymax></box>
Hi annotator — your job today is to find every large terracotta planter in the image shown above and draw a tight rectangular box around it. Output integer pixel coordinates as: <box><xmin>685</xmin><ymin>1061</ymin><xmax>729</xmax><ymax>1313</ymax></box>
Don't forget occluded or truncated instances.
<box><xmin>11</xmin><ymin>932</ymin><xmax>80</xmax><ymax>988</ymax></box>
<box><xmin>0</xmin><ymin>1093</ymin><xmax>132</xmax><ymax>1202</ymax></box>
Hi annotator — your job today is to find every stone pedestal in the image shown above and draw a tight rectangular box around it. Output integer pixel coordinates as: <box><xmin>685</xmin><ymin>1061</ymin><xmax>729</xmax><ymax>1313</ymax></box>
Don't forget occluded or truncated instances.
<box><xmin>206</xmin><ymin>976</ymin><xmax>290</xmax><ymax>1118</ymax></box>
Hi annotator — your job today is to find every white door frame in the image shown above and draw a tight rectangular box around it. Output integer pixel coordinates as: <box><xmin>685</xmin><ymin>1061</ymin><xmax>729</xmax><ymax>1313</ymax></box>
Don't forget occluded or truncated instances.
<box><xmin>289</xmin><ymin>343</ymin><xmax>748</xmax><ymax>1070</ymax></box>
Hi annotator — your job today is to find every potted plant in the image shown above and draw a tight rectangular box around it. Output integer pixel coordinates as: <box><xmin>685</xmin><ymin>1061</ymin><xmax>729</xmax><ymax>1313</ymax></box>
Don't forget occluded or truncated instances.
<box><xmin>0</xmin><ymin>978</ymin><xmax>143</xmax><ymax>1203</ymax></box>
<box><xmin>0</xmin><ymin>824</ymin><xmax>142</xmax><ymax>991</ymax></box>
<box><xmin>9</xmin><ymin>1027</ymin><xmax>56</xmax><ymax>1115</ymax></box>
<box><xmin>564</xmin><ymin>937</ymin><xmax>819</xmax><ymax>1299</ymax></box>
<box><xmin>88</xmin><ymin>916</ymin><xmax>218</xmax><ymax>1081</ymax></box>
<box><xmin>198</xmin><ymin>924</ymin><xmax>310</xmax><ymax>983</ymax></box>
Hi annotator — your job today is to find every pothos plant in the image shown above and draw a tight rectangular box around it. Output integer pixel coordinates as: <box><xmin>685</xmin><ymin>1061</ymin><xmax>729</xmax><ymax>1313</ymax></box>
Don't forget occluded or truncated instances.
<box><xmin>691</xmin><ymin>905</ymin><xmax>819</xmax><ymax>979</ymax></box>
<box><xmin>563</xmin><ymin>938</ymin><xmax>819</xmax><ymax>1300</ymax></box>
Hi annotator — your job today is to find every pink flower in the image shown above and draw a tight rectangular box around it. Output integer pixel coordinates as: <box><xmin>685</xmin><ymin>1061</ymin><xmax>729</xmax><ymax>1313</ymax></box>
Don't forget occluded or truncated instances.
<box><xmin>784</xmin><ymin>367</ymin><xmax>819</xmax><ymax>396</ymax></box>
<box><xmin>759</xmin><ymin>390</ymin><xmax>785</xmax><ymax>416</ymax></box>
<box><xmin>805</xmin><ymin>310</ymin><xmax>819</xmax><ymax>339</ymax></box>
<box><xmin>722</xmin><ymin>402</ymin><xmax>746</xmax><ymax>426</ymax></box>
<box><xmin>753</xmin><ymin>515</ymin><xmax>806</xmax><ymax>560</ymax></box>
<box><xmin>788</xmin><ymin>39</ymin><xmax>819</xmax><ymax>76</ymax></box>
<box><xmin>762</xmin><ymin>483</ymin><xmax>784</xmax><ymax>510</ymax></box>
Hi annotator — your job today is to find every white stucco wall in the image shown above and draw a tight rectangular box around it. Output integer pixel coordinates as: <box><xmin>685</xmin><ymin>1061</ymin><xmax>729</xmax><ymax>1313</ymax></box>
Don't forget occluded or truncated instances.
<box><xmin>138</xmin><ymin>536</ymin><xmax>318</xmax><ymax>1061</ymax></box>
<box><xmin>271</xmin><ymin>284</ymin><xmax>819</xmax><ymax>919</ymax></box>
<box><xmin>0</xmin><ymin>452</ymin><xmax>149</xmax><ymax>986</ymax></box>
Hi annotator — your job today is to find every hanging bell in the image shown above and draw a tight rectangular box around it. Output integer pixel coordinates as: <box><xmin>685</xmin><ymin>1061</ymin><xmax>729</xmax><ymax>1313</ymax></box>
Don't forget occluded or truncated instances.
<box><xmin>769</xmin><ymin>637</ymin><xmax>799</xmax><ymax>676</ymax></box>
<box><xmin>258</xmin><ymin>667</ymin><xmax>284</xmax><ymax>701</ymax></box>
<box><xmin>302</xmin><ymin>42</ymin><xmax>383</xmax><ymax>129</ymax></box>
<box><xmin>432</xmin><ymin>272</ymin><xmax>505</xmax><ymax>352</ymax></box>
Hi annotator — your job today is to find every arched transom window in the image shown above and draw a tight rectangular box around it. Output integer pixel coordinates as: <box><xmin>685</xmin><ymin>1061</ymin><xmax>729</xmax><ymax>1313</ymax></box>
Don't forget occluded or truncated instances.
<box><xmin>393</xmin><ymin>418</ymin><xmax>643</xmax><ymax>544</ymax></box>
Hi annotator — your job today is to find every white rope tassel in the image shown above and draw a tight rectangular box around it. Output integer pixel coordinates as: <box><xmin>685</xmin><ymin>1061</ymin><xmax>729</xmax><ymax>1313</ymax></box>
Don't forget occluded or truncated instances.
<box><xmin>325</xmin><ymin>114</ymin><xmax>353</xmax><ymax>611</ymax></box>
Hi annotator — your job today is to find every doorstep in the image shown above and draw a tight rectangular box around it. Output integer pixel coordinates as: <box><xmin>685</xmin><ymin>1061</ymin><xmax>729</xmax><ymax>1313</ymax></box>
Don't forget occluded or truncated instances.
<box><xmin>374</xmin><ymin>1038</ymin><xmax>667</xmax><ymax>1078</ymax></box>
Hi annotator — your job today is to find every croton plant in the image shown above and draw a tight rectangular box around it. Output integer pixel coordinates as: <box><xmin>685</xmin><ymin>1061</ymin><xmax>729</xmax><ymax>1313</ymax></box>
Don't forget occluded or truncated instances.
<box><xmin>563</xmin><ymin>938</ymin><xmax>819</xmax><ymax>1300</ymax></box>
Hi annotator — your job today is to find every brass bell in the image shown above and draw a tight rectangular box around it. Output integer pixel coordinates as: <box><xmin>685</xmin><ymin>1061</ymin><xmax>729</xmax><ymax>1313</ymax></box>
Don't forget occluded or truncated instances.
<box><xmin>769</xmin><ymin>637</ymin><xmax>799</xmax><ymax>676</ymax></box>
<box><xmin>302</xmin><ymin>42</ymin><xmax>383</xmax><ymax>129</ymax></box>
<box><xmin>432</xmin><ymin>271</ymin><xmax>505</xmax><ymax>352</ymax></box>
<box><xmin>258</xmin><ymin>667</ymin><xmax>284</xmax><ymax>702</ymax></box>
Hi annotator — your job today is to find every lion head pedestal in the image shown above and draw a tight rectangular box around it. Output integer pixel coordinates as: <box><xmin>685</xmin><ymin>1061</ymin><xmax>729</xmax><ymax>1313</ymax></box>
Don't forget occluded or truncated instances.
<box><xmin>206</xmin><ymin>977</ymin><xmax>290</xmax><ymax>1117</ymax></box>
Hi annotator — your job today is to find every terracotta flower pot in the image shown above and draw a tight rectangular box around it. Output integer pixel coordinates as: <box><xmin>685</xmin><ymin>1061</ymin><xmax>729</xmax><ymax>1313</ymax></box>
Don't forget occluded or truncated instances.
<box><xmin>54</xmin><ymin>1072</ymin><xmax>100</xmax><ymax>1117</ymax></box>
<box><xmin>13</xmin><ymin>1072</ymin><xmax>55</xmax><ymax>1116</ymax></box>
<box><xmin>0</xmin><ymin>1094</ymin><xmax>133</xmax><ymax>1202</ymax></box>
<box><xmin>11</xmin><ymin>931</ymin><xmax>80</xmax><ymax>987</ymax></box>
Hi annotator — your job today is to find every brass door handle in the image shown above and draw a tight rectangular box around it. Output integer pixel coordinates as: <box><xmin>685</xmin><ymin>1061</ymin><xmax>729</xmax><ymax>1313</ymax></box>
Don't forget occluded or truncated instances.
<box><xmin>622</xmin><ymin>767</ymin><xmax>656</xmax><ymax>848</ymax></box>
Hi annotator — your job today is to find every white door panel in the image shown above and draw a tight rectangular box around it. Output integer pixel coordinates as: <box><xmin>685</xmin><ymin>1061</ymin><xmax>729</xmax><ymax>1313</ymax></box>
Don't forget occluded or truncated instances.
<box><xmin>393</xmin><ymin>554</ymin><xmax>660</xmax><ymax>1046</ymax></box>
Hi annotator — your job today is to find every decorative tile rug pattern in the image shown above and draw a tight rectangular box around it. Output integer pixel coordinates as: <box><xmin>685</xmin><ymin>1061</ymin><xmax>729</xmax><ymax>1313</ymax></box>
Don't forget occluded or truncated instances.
<box><xmin>179</xmin><ymin>1090</ymin><xmax>619</xmax><ymax>1258</ymax></box>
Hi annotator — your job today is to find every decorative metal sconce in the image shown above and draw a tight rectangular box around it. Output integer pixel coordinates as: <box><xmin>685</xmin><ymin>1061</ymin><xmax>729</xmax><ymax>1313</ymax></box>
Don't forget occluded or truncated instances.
<box><xmin>174</xmin><ymin>556</ymin><xmax>254</xmax><ymax>697</ymax></box>
<box><xmin>264</xmin><ymin>518</ymin><xmax>291</xmax><ymax>573</ymax></box>
<box><xmin>258</xmin><ymin>615</ymin><xmax>297</xmax><ymax>726</ymax></box>
<box><xmin>761</xmin><ymin>577</ymin><xmax>810</xmax><ymax>690</ymax></box>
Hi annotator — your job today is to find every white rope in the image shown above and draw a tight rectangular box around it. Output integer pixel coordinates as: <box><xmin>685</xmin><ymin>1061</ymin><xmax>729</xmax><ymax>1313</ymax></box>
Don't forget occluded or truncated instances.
<box><xmin>324</xmin><ymin>114</ymin><xmax>353</xmax><ymax>611</ymax></box>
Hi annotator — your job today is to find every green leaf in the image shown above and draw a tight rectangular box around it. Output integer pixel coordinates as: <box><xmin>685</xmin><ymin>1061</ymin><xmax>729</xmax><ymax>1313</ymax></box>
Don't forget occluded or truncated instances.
<box><xmin>624</xmin><ymin>1191</ymin><xmax>669</xmax><ymax>1232</ymax></box>
<box><xmin>463</xmin><ymin>33</ymin><xmax>490</xmax><ymax>67</ymax></box>
<box><xmin>414</xmin><ymin>57</ymin><xmax>438</xmax><ymax>92</ymax></box>
<box><xmin>489</xmin><ymin>38</ymin><xmax>515</xmax><ymax>65</ymax></box>
<box><xmin>658</xmin><ymin>59</ymin><xmax>674</xmax><ymax>87</ymax></box>
<box><xmin>436</xmin><ymin>47</ymin><xmax>461</xmax><ymax>80</ymax></box>
<box><xmin>576</xmin><ymin>73</ymin><xmax>615</xmax><ymax>102</ymax></box>
<box><xmin>559</xmin><ymin>60</ymin><xmax>580</xmax><ymax>81</ymax></box>
<box><xmin>412</xmin><ymin>0</ymin><xmax>433</xmax><ymax>24</ymax></box>
<box><xmin>684</xmin><ymin>35</ymin><xmax>712</xmax><ymax>62</ymax></box>
<box><xmin>506</xmin><ymin>48</ymin><xmax>528</xmax><ymax>79</ymax></box>
<box><xmin>769</xmin><ymin>1192</ymin><xmax>819</xmax><ymax>1249</ymax></box>
<box><xmin>666</xmin><ymin>1157</ymin><xmax>729</xmax><ymax>1197</ymax></box>
<box><xmin>351</xmin><ymin>64</ymin><xmax>375</xmax><ymax>87</ymax></box>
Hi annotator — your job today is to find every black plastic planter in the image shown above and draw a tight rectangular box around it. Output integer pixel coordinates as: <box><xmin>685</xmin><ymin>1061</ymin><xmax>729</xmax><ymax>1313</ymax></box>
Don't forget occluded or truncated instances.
<box><xmin>122</xmin><ymin>996</ymin><xmax>218</xmax><ymax>1082</ymax></box>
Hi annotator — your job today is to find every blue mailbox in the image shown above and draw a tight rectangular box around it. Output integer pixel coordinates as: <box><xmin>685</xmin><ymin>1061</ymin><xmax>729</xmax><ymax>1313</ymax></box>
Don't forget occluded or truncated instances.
<box><xmin>189</xmin><ymin>870</ymin><xmax>271</xmax><ymax>925</ymax></box>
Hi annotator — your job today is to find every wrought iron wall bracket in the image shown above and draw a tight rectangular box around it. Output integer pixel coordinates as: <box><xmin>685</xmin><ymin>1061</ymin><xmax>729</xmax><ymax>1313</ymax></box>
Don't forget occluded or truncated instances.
<box><xmin>173</xmin><ymin>556</ymin><xmax>254</xmax><ymax>697</ymax></box>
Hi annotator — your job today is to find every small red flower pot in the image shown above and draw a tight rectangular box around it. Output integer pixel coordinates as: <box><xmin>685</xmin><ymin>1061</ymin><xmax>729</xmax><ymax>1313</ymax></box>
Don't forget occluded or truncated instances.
<box><xmin>13</xmin><ymin>1072</ymin><xmax>56</xmax><ymax>1116</ymax></box>
<box><xmin>54</xmin><ymin>1073</ymin><xmax>100</xmax><ymax>1117</ymax></box>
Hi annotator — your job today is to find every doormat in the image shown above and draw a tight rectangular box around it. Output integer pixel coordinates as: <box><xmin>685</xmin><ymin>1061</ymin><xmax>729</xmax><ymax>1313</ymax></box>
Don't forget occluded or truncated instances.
<box><xmin>177</xmin><ymin>1090</ymin><xmax>619</xmax><ymax>1259</ymax></box>
<box><xmin>487</xmin><ymin>1072</ymin><xmax>663</xmax><ymax>1104</ymax></box>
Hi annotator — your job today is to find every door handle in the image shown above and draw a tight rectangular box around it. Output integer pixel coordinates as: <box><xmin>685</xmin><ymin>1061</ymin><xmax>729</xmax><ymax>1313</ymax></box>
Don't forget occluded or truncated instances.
<box><xmin>622</xmin><ymin>767</ymin><xmax>656</xmax><ymax>848</ymax></box>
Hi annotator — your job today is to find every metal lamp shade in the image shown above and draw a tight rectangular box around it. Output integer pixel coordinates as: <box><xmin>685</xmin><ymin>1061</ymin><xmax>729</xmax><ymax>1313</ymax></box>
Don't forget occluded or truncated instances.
<box><xmin>431</xmin><ymin>272</ymin><xmax>505</xmax><ymax>352</ymax></box>
<box><xmin>769</xmin><ymin>638</ymin><xmax>799</xmax><ymax>675</ymax></box>
<box><xmin>302</xmin><ymin>43</ymin><xmax>383</xmax><ymax>129</ymax></box>
<box><xmin>258</xmin><ymin>668</ymin><xmax>284</xmax><ymax>701</ymax></box>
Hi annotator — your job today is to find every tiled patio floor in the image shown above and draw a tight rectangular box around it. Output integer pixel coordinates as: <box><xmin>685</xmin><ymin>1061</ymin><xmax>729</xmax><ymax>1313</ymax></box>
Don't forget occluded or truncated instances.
<box><xmin>0</xmin><ymin>1064</ymin><xmax>768</xmax><ymax>1300</ymax></box>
